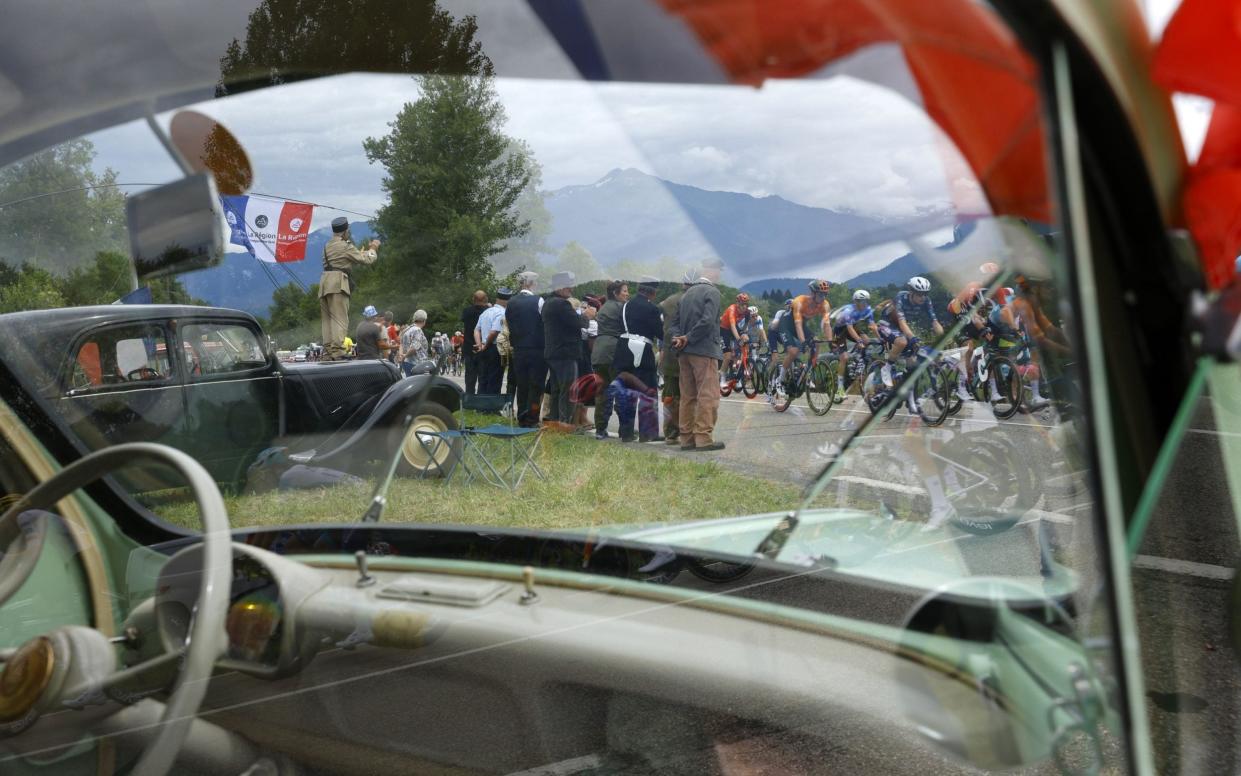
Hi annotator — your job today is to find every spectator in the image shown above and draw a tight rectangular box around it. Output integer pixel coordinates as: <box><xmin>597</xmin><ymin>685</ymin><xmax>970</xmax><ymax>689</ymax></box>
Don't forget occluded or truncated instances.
<box><xmin>591</xmin><ymin>280</ymin><xmax>629</xmax><ymax>439</ymax></box>
<box><xmin>354</xmin><ymin>305</ymin><xmax>393</xmax><ymax>360</ymax></box>
<box><xmin>544</xmin><ymin>272</ymin><xmax>595</xmax><ymax>429</ymax></box>
<box><xmin>474</xmin><ymin>288</ymin><xmax>510</xmax><ymax>394</ymax></box>
<box><xmin>670</xmin><ymin>258</ymin><xmax>725</xmax><ymax>451</ymax></box>
<box><xmin>461</xmin><ymin>290</ymin><xmax>489</xmax><ymax>396</ymax></box>
<box><xmin>659</xmin><ymin>271</ymin><xmax>694</xmax><ymax>444</ymax></box>
<box><xmin>506</xmin><ymin>270</ymin><xmax>546</xmax><ymax>428</ymax></box>
<box><xmin>613</xmin><ymin>276</ymin><xmax>663</xmax><ymax>442</ymax></box>
<box><xmin>383</xmin><ymin>311</ymin><xmax>399</xmax><ymax>363</ymax></box>
<box><xmin>400</xmin><ymin>310</ymin><xmax>430</xmax><ymax>376</ymax></box>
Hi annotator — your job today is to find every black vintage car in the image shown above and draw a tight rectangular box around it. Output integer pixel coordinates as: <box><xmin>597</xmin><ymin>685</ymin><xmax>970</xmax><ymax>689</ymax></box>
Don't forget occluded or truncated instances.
<box><xmin>0</xmin><ymin>304</ymin><xmax>462</xmax><ymax>489</ymax></box>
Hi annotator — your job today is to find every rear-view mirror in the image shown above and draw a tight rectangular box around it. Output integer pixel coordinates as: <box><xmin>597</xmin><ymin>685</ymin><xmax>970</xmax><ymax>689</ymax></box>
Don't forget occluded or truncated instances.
<box><xmin>127</xmin><ymin>173</ymin><xmax>225</xmax><ymax>281</ymax></box>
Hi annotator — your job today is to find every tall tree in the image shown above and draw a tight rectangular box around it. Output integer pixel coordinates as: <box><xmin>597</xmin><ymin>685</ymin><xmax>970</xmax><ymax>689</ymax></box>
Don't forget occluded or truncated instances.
<box><xmin>216</xmin><ymin>0</ymin><xmax>491</xmax><ymax>96</ymax></box>
<box><xmin>0</xmin><ymin>139</ymin><xmax>127</xmax><ymax>271</ymax></box>
<box><xmin>487</xmin><ymin>149</ymin><xmax>553</xmax><ymax>277</ymax></box>
<box><xmin>363</xmin><ymin>74</ymin><xmax>535</xmax><ymax>289</ymax></box>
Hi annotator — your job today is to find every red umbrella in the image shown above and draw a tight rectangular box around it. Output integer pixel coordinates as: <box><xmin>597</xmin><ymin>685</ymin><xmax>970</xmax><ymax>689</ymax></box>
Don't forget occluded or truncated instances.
<box><xmin>659</xmin><ymin>0</ymin><xmax>1050</xmax><ymax>223</ymax></box>
<box><xmin>1154</xmin><ymin>0</ymin><xmax>1241</xmax><ymax>288</ymax></box>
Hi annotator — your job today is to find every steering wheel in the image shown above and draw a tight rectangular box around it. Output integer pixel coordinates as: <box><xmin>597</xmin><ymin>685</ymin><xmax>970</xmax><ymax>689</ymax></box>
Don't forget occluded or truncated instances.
<box><xmin>126</xmin><ymin>367</ymin><xmax>159</xmax><ymax>382</ymax></box>
<box><xmin>0</xmin><ymin>443</ymin><xmax>231</xmax><ymax>776</ymax></box>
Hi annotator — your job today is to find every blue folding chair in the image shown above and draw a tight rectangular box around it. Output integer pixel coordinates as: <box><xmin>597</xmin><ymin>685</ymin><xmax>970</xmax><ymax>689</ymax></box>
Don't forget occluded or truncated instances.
<box><xmin>414</xmin><ymin>398</ymin><xmax>545</xmax><ymax>490</ymax></box>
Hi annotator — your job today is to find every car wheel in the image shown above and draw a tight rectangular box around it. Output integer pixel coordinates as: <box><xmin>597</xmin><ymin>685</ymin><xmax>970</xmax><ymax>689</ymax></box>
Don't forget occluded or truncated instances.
<box><xmin>394</xmin><ymin>403</ymin><xmax>462</xmax><ymax>478</ymax></box>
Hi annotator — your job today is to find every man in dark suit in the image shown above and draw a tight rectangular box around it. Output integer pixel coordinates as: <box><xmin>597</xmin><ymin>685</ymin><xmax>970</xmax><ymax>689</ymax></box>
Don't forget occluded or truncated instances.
<box><xmin>543</xmin><ymin>271</ymin><xmax>595</xmax><ymax>428</ymax></box>
<box><xmin>612</xmin><ymin>277</ymin><xmax>664</xmax><ymax>442</ymax></box>
<box><xmin>506</xmin><ymin>271</ymin><xmax>546</xmax><ymax>428</ymax></box>
<box><xmin>460</xmin><ymin>290</ymin><xmax>489</xmax><ymax>396</ymax></box>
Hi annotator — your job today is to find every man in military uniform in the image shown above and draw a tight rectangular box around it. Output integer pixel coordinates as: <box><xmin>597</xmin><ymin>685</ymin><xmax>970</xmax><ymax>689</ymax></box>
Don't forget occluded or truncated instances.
<box><xmin>658</xmin><ymin>271</ymin><xmax>693</xmax><ymax>444</ymax></box>
<box><xmin>319</xmin><ymin>216</ymin><xmax>379</xmax><ymax>360</ymax></box>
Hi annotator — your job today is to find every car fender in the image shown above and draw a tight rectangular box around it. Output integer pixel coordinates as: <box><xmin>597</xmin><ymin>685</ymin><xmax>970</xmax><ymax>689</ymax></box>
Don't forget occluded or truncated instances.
<box><xmin>307</xmin><ymin>375</ymin><xmax>462</xmax><ymax>465</ymax></box>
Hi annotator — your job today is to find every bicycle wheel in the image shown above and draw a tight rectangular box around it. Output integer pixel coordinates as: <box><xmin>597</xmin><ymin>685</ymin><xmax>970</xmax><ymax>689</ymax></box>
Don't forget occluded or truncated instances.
<box><xmin>989</xmin><ymin>355</ymin><xmax>1023</xmax><ymax>419</ymax></box>
<box><xmin>805</xmin><ymin>361</ymin><xmax>835</xmax><ymax>416</ymax></box>
<box><xmin>944</xmin><ymin>363</ymin><xmax>965</xmax><ymax>416</ymax></box>
<box><xmin>685</xmin><ymin>556</ymin><xmax>755</xmax><ymax>583</ymax></box>
<box><xmin>753</xmin><ymin>359</ymin><xmax>768</xmax><ymax>395</ymax></box>
<box><xmin>741</xmin><ymin>362</ymin><xmax>759</xmax><ymax>398</ymax></box>
<box><xmin>862</xmin><ymin>361</ymin><xmax>891</xmax><ymax>416</ymax></box>
<box><xmin>913</xmin><ymin>364</ymin><xmax>950</xmax><ymax>426</ymax></box>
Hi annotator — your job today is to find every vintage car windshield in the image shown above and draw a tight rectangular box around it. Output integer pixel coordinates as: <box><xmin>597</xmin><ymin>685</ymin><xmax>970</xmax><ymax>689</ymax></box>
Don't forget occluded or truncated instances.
<box><xmin>0</xmin><ymin>2</ymin><xmax>1099</xmax><ymax>591</ymax></box>
<box><xmin>0</xmin><ymin>1</ymin><xmax>1162</xmax><ymax>774</ymax></box>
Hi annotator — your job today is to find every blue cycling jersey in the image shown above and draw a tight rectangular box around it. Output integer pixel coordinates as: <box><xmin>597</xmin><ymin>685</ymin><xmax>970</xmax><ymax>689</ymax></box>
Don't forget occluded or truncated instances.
<box><xmin>831</xmin><ymin>303</ymin><xmax>874</xmax><ymax>332</ymax></box>
<box><xmin>893</xmin><ymin>290</ymin><xmax>938</xmax><ymax>328</ymax></box>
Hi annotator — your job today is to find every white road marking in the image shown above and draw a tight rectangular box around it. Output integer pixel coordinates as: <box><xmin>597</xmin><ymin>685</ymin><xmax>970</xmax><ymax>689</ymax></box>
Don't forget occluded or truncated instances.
<box><xmin>1132</xmin><ymin>554</ymin><xmax>1235</xmax><ymax>582</ymax></box>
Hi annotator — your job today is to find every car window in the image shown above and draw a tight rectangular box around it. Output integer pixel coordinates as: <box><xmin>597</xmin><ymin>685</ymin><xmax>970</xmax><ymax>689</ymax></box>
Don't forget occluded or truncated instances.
<box><xmin>67</xmin><ymin>324</ymin><xmax>171</xmax><ymax>392</ymax></box>
<box><xmin>181</xmin><ymin>322</ymin><xmax>266</xmax><ymax>376</ymax></box>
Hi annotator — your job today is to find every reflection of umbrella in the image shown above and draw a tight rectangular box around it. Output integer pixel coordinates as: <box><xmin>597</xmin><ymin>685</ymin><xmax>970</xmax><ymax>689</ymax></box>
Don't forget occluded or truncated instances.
<box><xmin>658</xmin><ymin>0</ymin><xmax>1049</xmax><ymax>222</ymax></box>
<box><xmin>1154</xmin><ymin>0</ymin><xmax>1241</xmax><ymax>289</ymax></box>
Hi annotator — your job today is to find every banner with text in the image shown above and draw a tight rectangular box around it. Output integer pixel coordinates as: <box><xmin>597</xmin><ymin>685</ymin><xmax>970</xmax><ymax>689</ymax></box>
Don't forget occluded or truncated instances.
<box><xmin>220</xmin><ymin>195</ymin><xmax>314</xmax><ymax>263</ymax></box>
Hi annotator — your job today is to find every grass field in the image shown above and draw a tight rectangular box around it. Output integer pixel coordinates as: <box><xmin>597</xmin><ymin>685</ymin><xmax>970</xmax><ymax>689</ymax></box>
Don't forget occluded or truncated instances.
<box><xmin>153</xmin><ymin>412</ymin><xmax>803</xmax><ymax>532</ymax></box>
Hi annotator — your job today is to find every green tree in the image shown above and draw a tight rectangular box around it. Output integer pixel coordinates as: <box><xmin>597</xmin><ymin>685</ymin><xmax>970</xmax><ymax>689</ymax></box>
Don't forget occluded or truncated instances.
<box><xmin>488</xmin><ymin>150</ymin><xmax>553</xmax><ymax>278</ymax></box>
<box><xmin>0</xmin><ymin>139</ymin><xmax>127</xmax><ymax>271</ymax></box>
<box><xmin>216</xmin><ymin>0</ymin><xmax>491</xmax><ymax>97</ymax></box>
<box><xmin>555</xmin><ymin>241</ymin><xmax>603</xmax><ymax>282</ymax></box>
<box><xmin>363</xmin><ymin>73</ymin><xmax>535</xmax><ymax>290</ymax></box>
<box><xmin>0</xmin><ymin>265</ymin><xmax>65</xmax><ymax>313</ymax></box>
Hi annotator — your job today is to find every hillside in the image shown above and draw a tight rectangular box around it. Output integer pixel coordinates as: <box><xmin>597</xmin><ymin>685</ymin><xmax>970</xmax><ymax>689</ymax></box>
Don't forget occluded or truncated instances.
<box><xmin>545</xmin><ymin>168</ymin><xmax>946</xmax><ymax>280</ymax></box>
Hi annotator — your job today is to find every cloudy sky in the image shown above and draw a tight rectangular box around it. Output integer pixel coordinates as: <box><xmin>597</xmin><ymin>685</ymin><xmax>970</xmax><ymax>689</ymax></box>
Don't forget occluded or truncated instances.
<box><xmin>83</xmin><ymin>0</ymin><xmax>1204</xmax><ymax>281</ymax></box>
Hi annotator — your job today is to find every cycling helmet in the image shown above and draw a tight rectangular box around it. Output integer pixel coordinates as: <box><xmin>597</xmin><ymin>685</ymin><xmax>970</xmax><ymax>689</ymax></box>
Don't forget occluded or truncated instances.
<box><xmin>809</xmin><ymin>279</ymin><xmax>831</xmax><ymax>294</ymax></box>
<box><xmin>852</xmin><ymin>289</ymin><xmax>871</xmax><ymax>302</ymax></box>
<box><xmin>454</xmin><ymin>331</ymin><xmax>462</xmax><ymax>336</ymax></box>
<box><xmin>979</xmin><ymin>261</ymin><xmax>1000</xmax><ymax>275</ymax></box>
<box><xmin>906</xmin><ymin>276</ymin><xmax>931</xmax><ymax>293</ymax></box>
<box><xmin>784</xmin><ymin>298</ymin><xmax>794</xmax><ymax>307</ymax></box>
<box><xmin>747</xmin><ymin>305</ymin><xmax>758</xmax><ymax>315</ymax></box>
<box><xmin>736</xmin><ymin>292</ymin><xmax>750</xmax><ymax>305</ymax></box>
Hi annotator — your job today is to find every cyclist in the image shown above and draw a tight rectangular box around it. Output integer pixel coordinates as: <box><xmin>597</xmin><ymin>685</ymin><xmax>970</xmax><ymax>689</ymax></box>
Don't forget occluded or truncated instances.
<box><xmin>829</xmin><ymin>289</ymin><xmax>880</xmax><ymax>396</ymax></box>
<box><xmin>769</xmin><ymin>298</ymin><xmax>794</xmax><ymax>351</ymax></box>
<box><xmin>747</xmin><ymin>305</ymin><xmax>769</xmax><ymax>351</ymax></box>
<box><xmin>986</xmin><ymin>286</ymin><xmax>1048</xmax><ymax>411</ymax></box>
<box><xmin>946</xmin><ymin>264</ymin><xmax>1001</xmax><ymax>402</ymax></box>
<box><xmin>874</xmin><ymin>276</ymin><xmax>943</xmax><ymax>386</ymax></box>
<box><xmin>775</xmin><ymin>279</ymin><xmax>832</xmax><ymax>388</ymax></box>
<box><xmin>719</xmin><ymin>292</ymin><xmax>753</xmax><ymax>388</ymax></box>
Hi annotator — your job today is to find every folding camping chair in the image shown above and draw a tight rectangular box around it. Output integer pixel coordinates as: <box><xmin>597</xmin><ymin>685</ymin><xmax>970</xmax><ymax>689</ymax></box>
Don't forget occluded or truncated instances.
<box><xmin>415</xmin><ymin>394</ymin><xmax>546</xmax><ymax>490</ymax></box>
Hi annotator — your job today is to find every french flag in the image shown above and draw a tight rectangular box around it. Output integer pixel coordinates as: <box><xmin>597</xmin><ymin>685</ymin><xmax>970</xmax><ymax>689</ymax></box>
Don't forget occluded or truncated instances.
<box><xmin>220</xmin><ymin>195</ymin><xmax>315</xmax><ymax>263</ymax></box>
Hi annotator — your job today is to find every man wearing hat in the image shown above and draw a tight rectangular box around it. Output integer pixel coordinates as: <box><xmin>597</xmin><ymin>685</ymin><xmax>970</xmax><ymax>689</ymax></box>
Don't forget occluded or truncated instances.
<box><xmin>670</xmin><ymin>257</ymin><xmax>725</xmax><ymax>451</ymax></box>
<box><xmin>612</xmin><ymin>276</ymin><xmax>664</xmax><ymax>442</ymax></box>
<box><xmin>354</xmin><ymin>304</ymin><xmax>392</xmax><ymax>360</ymax></box>
<box><xmin>543</xmin><ymin>271</ymin><xmax>595</xmax><ymax>428</ymax></box>
<box><xmin>506</xmin><ymin>270</ymin><xmax>546</xmax><ymax>427</ymax></box>
<box><xmin>474</xmin><ymin>287</ymin><xmax>510</xmax><ymax>394</ymax></box>
<box><xmin>319</xmin><ymin>217</ymin><xmax>380</xmax><ymax>360</ymax></box>
<box><xmin>658</xmin><ymin>270</ymin><xmax>694</xmax><ymax>444</ymax></box>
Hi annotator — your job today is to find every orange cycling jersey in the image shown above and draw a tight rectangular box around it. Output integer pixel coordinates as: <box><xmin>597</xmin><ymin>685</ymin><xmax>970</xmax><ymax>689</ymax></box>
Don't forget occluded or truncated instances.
<box><xmin>790</xmin><ymin>294</ymin><xmax>830</xmax><ymax>325</ymax></box>
<box><xmin>719</xmin><ymin>303</ymin><xmax>750</xmax><ymax>330</ymax></box>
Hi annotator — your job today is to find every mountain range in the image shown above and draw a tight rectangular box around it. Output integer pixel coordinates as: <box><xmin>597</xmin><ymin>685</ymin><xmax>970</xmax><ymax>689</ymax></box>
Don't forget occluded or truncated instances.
<box><xmin>544</xmin><ymin>168</ymin><xmax>949</xmax><ymax>280</ymax></box>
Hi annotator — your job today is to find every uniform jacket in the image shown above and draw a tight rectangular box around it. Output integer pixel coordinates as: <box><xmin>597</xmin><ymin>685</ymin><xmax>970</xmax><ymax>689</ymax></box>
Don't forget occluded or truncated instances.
<box><xmin>659</xmin><ymin>291</ymin><xmax>683</xmax><ymax>375</ymax></box>
<box><xmin>318</xmin><ymin>234</ymin><xmax>376</xmax><ymax>298</ymax></box>
<box><xmin>505</xmin><ymin>291</ymin><xmax>545</xmax><ymax>352</ymax></box>
<box><xmin>590</xmin><ymin>299</ymin><xmax>624</xmax><ymax>367</ymax></box>
<box><xmin>613</xmin><ymin>295</ymin><xmax>662</xmax><ymax>374</ymax></box>
<box><xmin>543</xmin><ymin>295</ymin><xmax>589</xmax><ymax>362</ymax></box>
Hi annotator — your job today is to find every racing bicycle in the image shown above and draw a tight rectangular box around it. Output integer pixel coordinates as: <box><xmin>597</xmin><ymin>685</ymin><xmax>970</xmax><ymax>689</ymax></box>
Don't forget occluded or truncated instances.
<box><xmin>720</xmin><ymin>339</ymin><xmax>760</xmax><ymax>398</ymax></box>
<box><xmin>860</xmin><ymin>343</ymin><xmax>952</xmax><ymax>426</ymax></box>
<box><xmin>769</xmin><ymin>338</ymin><xmax>837</xmax><ymax>415</ymax></box>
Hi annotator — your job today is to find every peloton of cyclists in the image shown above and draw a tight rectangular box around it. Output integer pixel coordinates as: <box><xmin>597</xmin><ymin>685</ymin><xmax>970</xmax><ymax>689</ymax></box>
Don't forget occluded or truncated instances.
<box><xmin>947</xmin><ymin>262</ymin><xmax>1001</xmax><ymax>403</ymax></box>
<box><xmin>829</xmin><ymin>288</ymin><xmax>881</xmax><ymax>396</ymax></box>
<box><xmin>774</xmin><ymin>279</ymin><xmax>833</xmax><ymax>390</ymax></box>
